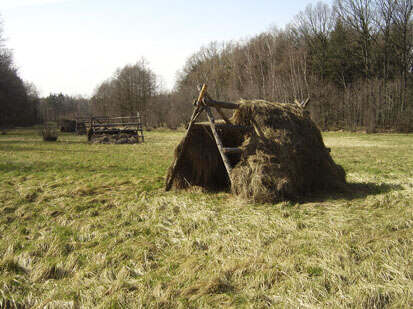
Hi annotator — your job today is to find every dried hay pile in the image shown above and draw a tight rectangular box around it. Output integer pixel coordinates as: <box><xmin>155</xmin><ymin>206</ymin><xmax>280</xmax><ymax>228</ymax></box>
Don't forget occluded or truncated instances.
<box><xmin>76</xmin><ymin>123</ymin><xmax>87</xmax><ymax>135</ymax></box>
<box><xmin>165</xmin><ymin>100</ymin><xmax>347</xmax><ymax>203</ymax></box>
<box><xmin>90</xmin><ymin>133</ymin><xmax>140</xmax><ymax>144</ymax></box>
<box><xmin>60</xmin><ymin>119</ymin><xmax>76</xmax><ymax>132</ymax></box>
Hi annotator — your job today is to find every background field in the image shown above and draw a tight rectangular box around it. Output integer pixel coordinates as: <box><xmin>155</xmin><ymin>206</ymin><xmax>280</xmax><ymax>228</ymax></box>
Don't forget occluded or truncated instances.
<box><xmin>0</xmin><ymin>129</ymin><xmax>412</xmax><ymax>308</ymax></box>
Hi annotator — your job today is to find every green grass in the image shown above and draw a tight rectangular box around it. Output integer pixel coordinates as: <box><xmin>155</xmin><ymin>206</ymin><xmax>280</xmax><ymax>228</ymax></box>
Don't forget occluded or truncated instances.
<box><xmin>0</xmin><ymin>129</ymin><xmax>412</xmax><ymax>308</ymax></box>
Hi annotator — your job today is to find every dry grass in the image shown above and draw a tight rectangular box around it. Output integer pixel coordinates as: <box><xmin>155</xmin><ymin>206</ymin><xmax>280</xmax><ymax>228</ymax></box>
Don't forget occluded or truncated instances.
<box><xmin>0</xmin><ymin>129</ymin><xmax>412</xmax><ymax>308</ymax></box>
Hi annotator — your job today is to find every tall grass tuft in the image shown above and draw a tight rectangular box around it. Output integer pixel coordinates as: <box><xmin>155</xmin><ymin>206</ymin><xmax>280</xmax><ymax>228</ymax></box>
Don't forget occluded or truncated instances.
<box><xmin>39</xmin><ymin>122</ymin><xmax>58</xmax><ymax>141</ymax></box>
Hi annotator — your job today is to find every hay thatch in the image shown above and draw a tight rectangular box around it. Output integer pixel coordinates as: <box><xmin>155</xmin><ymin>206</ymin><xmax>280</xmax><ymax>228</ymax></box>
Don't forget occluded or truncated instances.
<box><xmin>165</xmin><ymin>100</ymin><xmax>347</xmax><ymax>203</ymax></box>
<box><xmin>165</xmin><ymin>123</ymin><xmax>244</xmax><ymax>191</ymax></box>
<box><xmin>76</xmin><ymin>122</ymin><xmax>87</xmax><ymax>135</ymax></box>
<box><xmin>60</xmin><ymin>119</ymin><xmax>76</xmax><ymax>132</ymax></box>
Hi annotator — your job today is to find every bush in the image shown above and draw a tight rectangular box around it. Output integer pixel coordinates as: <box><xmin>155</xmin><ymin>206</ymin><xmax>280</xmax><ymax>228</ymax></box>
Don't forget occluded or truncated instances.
<box><xmin>39</xmin><ymin>122</ymin><xmax>58</xmax><ymax>141</ymax></box>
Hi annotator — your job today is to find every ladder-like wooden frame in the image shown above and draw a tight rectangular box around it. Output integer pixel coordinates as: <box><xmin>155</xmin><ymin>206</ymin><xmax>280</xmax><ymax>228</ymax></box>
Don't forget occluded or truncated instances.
<box><xmin>196</xmin><ymin>84</ymin><xmax>242</xmax><ymax>179</ymax></box>
<box><xmin>166</xmin><ymin>84</ymin><xmax>244</xmax><ymax>190</ymax></box>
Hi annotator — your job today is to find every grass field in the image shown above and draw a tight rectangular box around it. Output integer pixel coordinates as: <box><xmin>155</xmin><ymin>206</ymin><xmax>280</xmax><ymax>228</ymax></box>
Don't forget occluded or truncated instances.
<box><xmin>0</xmin><ymin>129</ymin><xmax>412</xmax><ymax>308</ymax></box>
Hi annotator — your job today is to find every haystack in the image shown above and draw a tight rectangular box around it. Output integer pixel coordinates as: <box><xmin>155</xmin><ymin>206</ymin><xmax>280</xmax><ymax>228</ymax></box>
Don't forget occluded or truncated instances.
<box><xmin>165</xmin><ymin>100</ymin><xmax>347</xmax><ymax>203</ymax></box>
<box><xmin>60</xmin><ymin>119</ymin><xmax>76</xmax><ymax>132</ymax></box>
<box><xmin>90</xmin><ymin>132</ymin><xmax>140</xmax><ymax>144</ymax></box>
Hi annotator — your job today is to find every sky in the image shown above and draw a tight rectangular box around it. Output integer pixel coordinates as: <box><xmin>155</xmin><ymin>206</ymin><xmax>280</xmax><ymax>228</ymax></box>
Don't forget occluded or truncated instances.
<box><xmin>0</xmin><ymin>0</ymin><xmax>332</xmax><ymax>97</ymax></box>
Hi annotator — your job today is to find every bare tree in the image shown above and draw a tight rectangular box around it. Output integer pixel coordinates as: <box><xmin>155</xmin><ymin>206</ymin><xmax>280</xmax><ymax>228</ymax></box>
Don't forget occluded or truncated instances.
<box><xmin>295</xmin><ymin>2</ymin><xmax>335</xmax><ymax>82</ymax></box>
<box><xmin>334</xmin><ymin>0</ymin><xmax>378</xmax><ymax>78</ymax></box>
<box><xmin>91</xmin><ymin>59</ymin><xmax>158</xmax><ymax>127</ymax></box>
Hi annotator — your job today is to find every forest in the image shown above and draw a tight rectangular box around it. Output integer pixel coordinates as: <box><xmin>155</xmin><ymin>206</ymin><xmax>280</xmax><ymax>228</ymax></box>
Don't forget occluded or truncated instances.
<box><xmin>0</xmin><ymin>19</ymin><xmax>38</xmax><ymax>127</ymax></box>
<box><xmin>1</xmin><ymin>0</ymin><xmax>412</xmax><ymax>132</ymax></box>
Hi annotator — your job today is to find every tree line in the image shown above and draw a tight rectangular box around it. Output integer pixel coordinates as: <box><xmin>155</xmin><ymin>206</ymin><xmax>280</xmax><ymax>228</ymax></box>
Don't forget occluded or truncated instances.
<box><xmin>0</xmin><ymin>17</ymin><xmax>39</xmax><ymax>127</ymax></box>
<box><xmin>1</xmin><ymin>0</ymin><xmax>412</xmax><ymax>132</ymax></box>
<box><xmin>38</xmin><ymin>93</ymin><xmax>90</xmax><ymax>121</ymax></box>
<box><xmin>90</xmin><ymin>59</ymin><xmax>170</xmax><ymax>128</ymax></box>
<box><xmin>40</xmin><ymin>61</ymin><xmax>172</xmax><ymax>129</ymax></box>
<box><xmin>172</xmin><ymin>0</ymin><xmax>413</xmax><ymax>132</ymax></box>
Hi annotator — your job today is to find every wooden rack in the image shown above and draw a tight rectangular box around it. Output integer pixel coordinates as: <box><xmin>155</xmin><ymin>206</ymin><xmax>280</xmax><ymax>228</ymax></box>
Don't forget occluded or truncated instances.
<box><xmin>89</xmin><ymin>114</ymin><xmax>144</xmax><ymax>142</ymax></box>
<box><xmin>75</xmin><ymin>116</ymin><xmax>92</xmax><ymax>134</ymax></box>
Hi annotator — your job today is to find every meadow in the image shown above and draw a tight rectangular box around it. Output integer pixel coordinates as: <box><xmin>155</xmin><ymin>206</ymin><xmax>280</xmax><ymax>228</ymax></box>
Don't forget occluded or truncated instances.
<box><xmin>0</xmin><ymin>129</ymin><xmax>412</xmax><ymax>308</ymax></box>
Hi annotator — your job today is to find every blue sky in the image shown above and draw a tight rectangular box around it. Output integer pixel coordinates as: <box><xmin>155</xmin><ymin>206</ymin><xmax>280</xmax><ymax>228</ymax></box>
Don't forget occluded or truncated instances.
<box><xmin>0</xmin><ymin>0</ymin><xmax>332</xmax><ymax>96</ymax></box>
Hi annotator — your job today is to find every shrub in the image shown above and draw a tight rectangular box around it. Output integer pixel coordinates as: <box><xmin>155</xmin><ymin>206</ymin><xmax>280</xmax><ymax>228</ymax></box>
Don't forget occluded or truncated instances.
<box><xmin>39</xmin><ymin>122</ymin><xmax>58</xmax><ymax>141</ymax></box>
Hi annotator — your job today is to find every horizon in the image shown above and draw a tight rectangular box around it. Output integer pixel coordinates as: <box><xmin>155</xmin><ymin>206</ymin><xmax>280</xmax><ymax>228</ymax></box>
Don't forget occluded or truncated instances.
<box><xmin>1</xmin><ymin>0</ymin><xmax>333</xmax><ymax>97</ymax></box>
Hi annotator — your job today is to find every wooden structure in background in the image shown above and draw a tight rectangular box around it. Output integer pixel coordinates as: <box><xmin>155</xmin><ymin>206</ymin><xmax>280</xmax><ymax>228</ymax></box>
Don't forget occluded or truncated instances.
<box><xmin>89</xmin><ymin>114</ymin><xmax>144</xmax><ymax>142</ymax></box>
<box><xmin>75</xmin><ymin>116</ymin><xmax>111</xmax><ymax>135</ymax></box>
<box><xmin>75</xmin><ymin>116</ymin><xmax>92</xmax><ymax>135</ymax></box>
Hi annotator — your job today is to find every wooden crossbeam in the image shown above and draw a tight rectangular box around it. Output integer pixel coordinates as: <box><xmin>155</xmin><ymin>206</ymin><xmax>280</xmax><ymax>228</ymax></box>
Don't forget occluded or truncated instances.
<box><xmin>215</xmin><ymin>123</ymin><xmax>248</xmax><ymax>131</ymax></box>
<box><xmin>204</xmin><ymin>99</ymin><xmax>239</xmax><ymax>110</ymax></box>
<box><xmin>91</xmin><ymin>122</ymin><xmax>142</xmax><ymax>127</ymax></box>
<box><xmin>223</xmin><ymin>147</ymin><xmax>242</xmax><ymax>154</ymax></box>
<box><xmin>204</xmin><ymin>91</ymin><xmax>232</xmax><ymax>124</ymax></box>
<box><xmin>93</xmin><ymin>130</ymin><xmax>143</xmax><ymax>135</ymax></box>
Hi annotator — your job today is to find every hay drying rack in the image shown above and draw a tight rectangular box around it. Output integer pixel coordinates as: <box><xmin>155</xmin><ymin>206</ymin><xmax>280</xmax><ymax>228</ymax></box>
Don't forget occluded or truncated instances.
<box><xmin>75</xmin><ymin>116</ymin><xmax>94</xmax><ymax>134</ymax></box>
<box><xmin>165</xmin><ymin>85</ymin><xmax>311</xmax><ymax>191</ymax></box>
<box><xmin>166</xmin><ymin>84</ymin><xmax>245</xmax><ymax>190</ymax></box>
<box><xmin>88</xmin><ymin>114</ymin><xmax>144</xmax><ymax>141</ymax></box>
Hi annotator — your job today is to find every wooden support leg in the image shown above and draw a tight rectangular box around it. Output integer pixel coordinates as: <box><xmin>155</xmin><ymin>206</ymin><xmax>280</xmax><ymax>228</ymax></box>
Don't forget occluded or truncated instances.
<box><xmin>215</xmin><ymin>107</ymin><xmax>232</xmax><ymax>124</ymax></box>
<box><xmin>205</xmin><ymin>105</ymin><xmax>233</xmax><ymax>181</ymax></box>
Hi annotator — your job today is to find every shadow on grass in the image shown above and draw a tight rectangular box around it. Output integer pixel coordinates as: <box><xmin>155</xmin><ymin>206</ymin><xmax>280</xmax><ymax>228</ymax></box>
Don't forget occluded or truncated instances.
<box><xmin>299</xmin><ymin>182</ymin><xmax>404</xmax><ymax>203</ymax></box>
<box><xmin>0</xmin><ymin>298</ymin><xmax>27</xmax><ymax>309</ymax></box>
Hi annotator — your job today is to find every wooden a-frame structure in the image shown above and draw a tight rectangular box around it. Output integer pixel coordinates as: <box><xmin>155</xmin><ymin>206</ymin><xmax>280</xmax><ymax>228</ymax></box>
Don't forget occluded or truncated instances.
<box><xmin>165</xmin><ymin>84</ymin><xmax>311</xmax><ymax>191</ymax></box>
<box><xmin>165</xmin><ymin>84</ymin><xmax>245</xmax><ymax>190</ymax></box>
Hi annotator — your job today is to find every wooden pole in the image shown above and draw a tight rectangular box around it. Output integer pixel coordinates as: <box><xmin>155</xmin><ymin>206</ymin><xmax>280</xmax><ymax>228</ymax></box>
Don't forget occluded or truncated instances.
<box><xmin>87</xmin><ymin>117</ymin><xmax>94</xmax><ymax>141</ymax></box>
<box><xmin>203</xmin><ymin>99</ymin><xmax>240</xmax><ymax>110</ymax></box>
<box><xmin>197</xmin><ymin>84</ymin><xmax>208</xmax><ymax>103</ymax></box>
<box><xmin>205</xmin><ymin>105</ymin><xmax>233</xmax><ymax>179</ymax></box>
<box><xmin>203</xmin><ymin>92</ymin><xmax>232</xmax><ymax>124</ymax></box>
<box><xmin>215</xmin><ymin>107</ymin><xmax>232</xmax><ymax>124</ymax></box>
